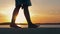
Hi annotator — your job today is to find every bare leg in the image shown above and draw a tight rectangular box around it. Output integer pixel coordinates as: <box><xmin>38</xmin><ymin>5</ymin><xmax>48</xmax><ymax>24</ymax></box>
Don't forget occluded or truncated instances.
<box><xmin>23</xmin><ymin>5</ymin><xmax>32</xmax><ymax>24</ymax></box>
<box><xmin>23</xmin><ymin>5</ymin><xmax>38</xmax><ymax>28</ymax></box>
<box><xmin>10</xmin><ymin>5</ymin><xmax>21</xmax><ymax>28</ymax></box>
<box><xmin>11</xmin><ymin>6</ymin><xmax>20</xmax><ymax>23</ymax></box>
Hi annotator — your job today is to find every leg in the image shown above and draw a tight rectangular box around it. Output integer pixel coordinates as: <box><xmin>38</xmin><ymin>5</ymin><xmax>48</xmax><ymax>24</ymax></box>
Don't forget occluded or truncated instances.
<box><xmin>11</xmin><ymin>6</ymin><xmax>20</xmax><ymax>23</ymax></box>
<box><xmin>23</xmin><ymin>5</ymin><xmax>32</xmax><ymax>25</ymax></box>
<box><xmin>10</xmin><ymin>5</ymin><xmax>21</xmax><ymax>28</ymax></box>
<box><xmin>23</xmin><ymin>5</ymin><xmax>38</xmax><ymax>28</ymax></box>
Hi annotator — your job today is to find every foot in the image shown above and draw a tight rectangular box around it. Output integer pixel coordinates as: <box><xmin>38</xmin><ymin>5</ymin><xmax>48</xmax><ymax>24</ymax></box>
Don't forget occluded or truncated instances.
<box><xmin>10</xmin><ymin>23</ymin><xmax>21</xmax><ymax>28</ymax></box>
<box><xmin>28</xmin><ymin>24</ymin><xmax>38</xmax><ymax>28</ymax></box>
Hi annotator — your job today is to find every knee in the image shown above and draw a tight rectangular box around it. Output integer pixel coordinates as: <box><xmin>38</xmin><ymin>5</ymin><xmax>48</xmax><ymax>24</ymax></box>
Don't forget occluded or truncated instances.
<box><xmin>24</xmin><ymin>6</ymin><xmax>28</xmax><ymax>10</ymax></box>
<box><xmin>15</xmin><ymin>5</ymin><xmax>21</xmax><ymax>9</ymax></box>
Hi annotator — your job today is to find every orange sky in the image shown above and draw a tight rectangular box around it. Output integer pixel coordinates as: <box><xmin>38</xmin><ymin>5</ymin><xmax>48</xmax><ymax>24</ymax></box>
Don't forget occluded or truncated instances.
<box><xmin>0</xmin><ymin>0</ymin><xmax>60</xmax><ymax>24</ymax></box>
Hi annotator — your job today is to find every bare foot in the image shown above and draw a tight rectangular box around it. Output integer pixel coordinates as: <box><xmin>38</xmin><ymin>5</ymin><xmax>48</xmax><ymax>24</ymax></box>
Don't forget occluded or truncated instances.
<box><xmin>10</xmin><ymin>23</ymin><xmax>21</xmax><ymax>28</ymax></box>
<box><xmin>28</xmin><ymin>24</ymin><xmax>38</xmax><ymax>28</ymax></box>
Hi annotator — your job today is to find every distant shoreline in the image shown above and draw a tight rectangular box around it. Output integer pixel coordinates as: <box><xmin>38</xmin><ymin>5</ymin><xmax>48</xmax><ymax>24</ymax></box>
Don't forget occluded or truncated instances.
<box><xmin>0</xmin><ymin>22</ymin><xmax>60</xmax><ymax>25</ymax></box>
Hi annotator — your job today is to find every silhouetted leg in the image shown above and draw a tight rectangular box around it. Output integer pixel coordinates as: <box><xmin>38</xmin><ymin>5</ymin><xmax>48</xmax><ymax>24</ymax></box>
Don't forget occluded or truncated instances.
<box><xmin>23</xmin><ymin>5</ymin><xmax>38</xmax><ymax>28</ymax></box>
<box><xmin>23</xmin><ymin>5</ymin><xmax>32</xmax><ymax>24</ymax></box>
<box><xmin>11</xmin><ymin>6</ymin><xmax>20</xmax><ymax>23</ymax></box>
<box><xmin>10</xmin><ymin>5</ymin><xmax>21</xmax><ymax>28</ymax></box>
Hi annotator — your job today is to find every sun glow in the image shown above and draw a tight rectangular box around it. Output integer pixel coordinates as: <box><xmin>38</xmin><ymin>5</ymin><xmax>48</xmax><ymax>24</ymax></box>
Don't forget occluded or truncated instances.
<box><xmin>15</xmin><ymin>9</ymin><xmax>27</xmax><ymax>24</ymax></box>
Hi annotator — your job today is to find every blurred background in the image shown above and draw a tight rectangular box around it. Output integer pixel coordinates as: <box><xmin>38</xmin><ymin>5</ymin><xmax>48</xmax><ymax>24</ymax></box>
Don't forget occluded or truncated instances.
<box><xmin>0</xmin><ymin>0</ymin><xmax>60</xmax><ymax>28</ymax></box>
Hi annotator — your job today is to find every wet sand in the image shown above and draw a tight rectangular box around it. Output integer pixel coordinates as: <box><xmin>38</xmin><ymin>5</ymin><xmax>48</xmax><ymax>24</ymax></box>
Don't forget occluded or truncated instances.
<box><xmin>0</xmin><ymin>24</ymin><xmax>60</xmax><ymax>28</ymax></box>
<box><xmin>0</xmin><ymin>28</ymin><xmax>60</xmax><ymax>34</ymax></box>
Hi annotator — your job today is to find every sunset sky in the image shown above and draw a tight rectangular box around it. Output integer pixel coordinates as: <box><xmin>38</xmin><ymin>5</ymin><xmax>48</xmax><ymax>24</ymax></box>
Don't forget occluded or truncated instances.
<box><xmin>0</xmin><ymin>0</ymin><xmax>60</xmax><ymax>24</ymax></box>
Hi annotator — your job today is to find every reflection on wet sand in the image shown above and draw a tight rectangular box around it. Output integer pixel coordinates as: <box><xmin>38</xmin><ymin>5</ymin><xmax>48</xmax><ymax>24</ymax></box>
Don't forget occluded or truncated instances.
<box><xmin>0</xmin><ymin>24</ymin><xmax>60</xmax><ymax>28</ymax></box>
